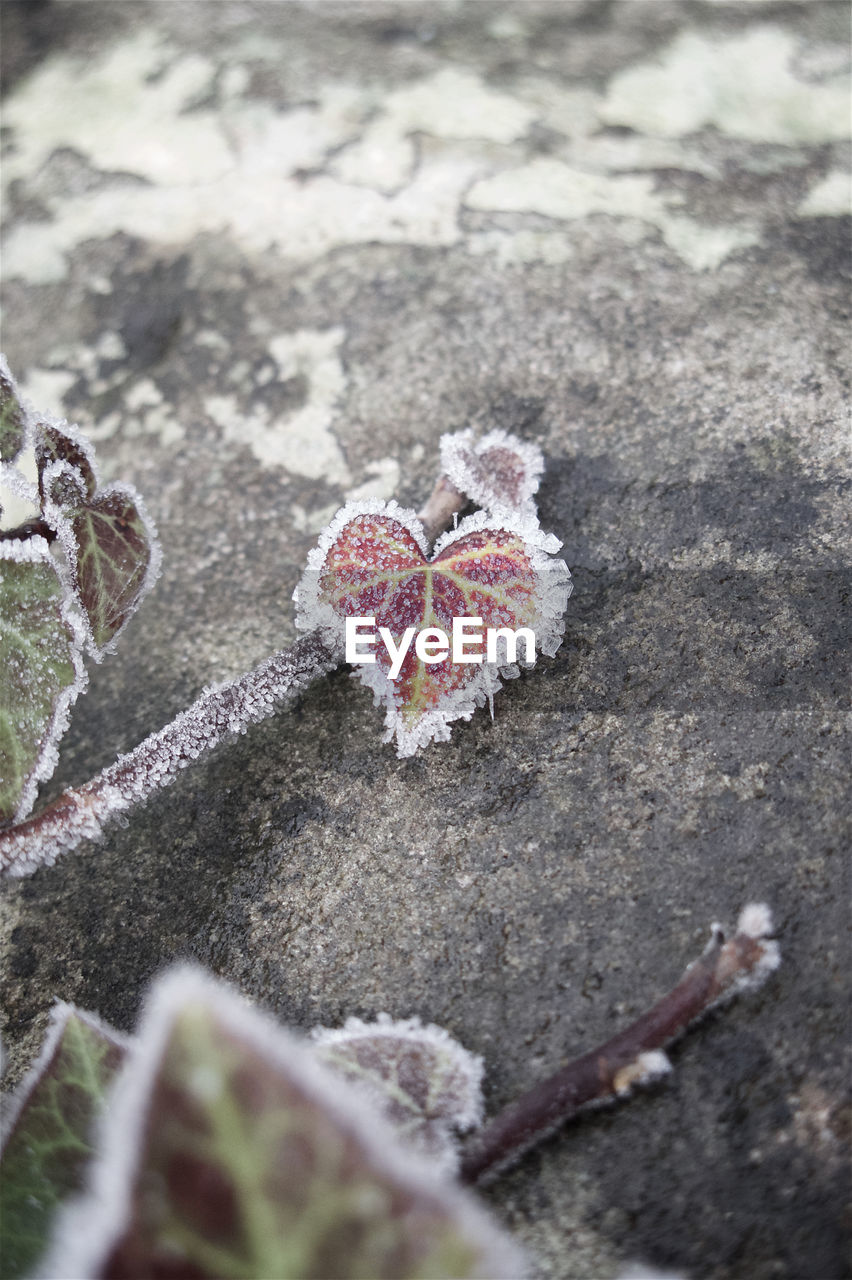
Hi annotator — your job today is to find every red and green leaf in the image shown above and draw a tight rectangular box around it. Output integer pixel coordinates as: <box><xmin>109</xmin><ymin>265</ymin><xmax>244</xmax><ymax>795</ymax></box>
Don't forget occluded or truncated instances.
<box><xmin>61</xmin><ymin>486</ymin><xmax>159</xmax><ymax>657</ymax></box>
<box><xmin>296</xmin><ymin>501</ymin><xmax>571</xmax><ymax>755</ymax></box>
<box><xmin>35</xmin><ymin>422</ymin><xmax>98</xmax><ymax>503</ymax></box>
<box><xmin>0</xmin><ymin>1006</ymin><xmax>127</xmax><ymax>1280</ymax></box>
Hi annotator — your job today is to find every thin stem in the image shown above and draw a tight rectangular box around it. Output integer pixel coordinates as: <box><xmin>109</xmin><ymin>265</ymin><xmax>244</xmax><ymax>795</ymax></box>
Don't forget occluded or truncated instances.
<box><xmin>0</xmin><ymin>516</ymin><xmax>57</xmax><ymax>543</ymax></box>
<box><xmin>417</xmin><ymin>474</ymin><xmax>468</xmax><ymax>545</ymax></box>
<box><xmin>459</xmin><ymin>904</ymin><xmax>781</xmax><ymax>1186</ymax></box>
<box><xmin>0</xmin><ymin>632</ymin><xmax>338</xmax><ymax>877</ymax></box>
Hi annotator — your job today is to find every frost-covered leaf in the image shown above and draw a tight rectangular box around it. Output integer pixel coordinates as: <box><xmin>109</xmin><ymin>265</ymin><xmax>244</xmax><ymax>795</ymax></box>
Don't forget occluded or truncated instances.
<box><xmin>35</xmin><ymin>422</ymin><xmax>98</xmax><ymax>503</ymax></box>
<box><xmin>0</xmin><ymin>1006</ymin><xmax>127</xmax><ymax>1280</ymax></box>
<box><xmin>312</xmin><ymin>1015</ymin><xmax>484</xmax><ymax>1174</ymax></box>
<box><xmin>41</xmin><ymin>968</ymin><xmax>524</xmax><ymax>1280</ymax></box>
<box><xmin>295</xmin><ymin>501</ymin><xmax>571</xmax><ymax>756</ymax></box>
<box><xmin>0</xmin><ymin>361</ymin><xmax>27</xmax><ymax>465</ymax></box>
<box><xmin>0</xmin><ymin>539</ymin><xmax>87</xmax><ymax>824</ymax></box>
<box><xmin>58</xmin><ymin>485</ymin><xmax>160</xmax><ymax>658</ymax></box>
<box><xmin>440</xmin><ymin>429</ymin><xmax>544</xmax><ymax>523</ymax></box>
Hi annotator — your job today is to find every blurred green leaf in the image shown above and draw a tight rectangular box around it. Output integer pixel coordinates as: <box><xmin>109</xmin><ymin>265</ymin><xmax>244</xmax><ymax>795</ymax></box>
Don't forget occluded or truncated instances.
<box><xmin>0</xmin><ymin>543</ymin><xmax>85</xmax><ymax>823</ymax></box>
<box><xmin>95</xmin><ymin>991</ymin><xmax>514</xmax><ymax>1279</ymax></box>
<box><xmin>0</xmin><ymin>1009</ymin><xmax>126</xmax><ymax>1280</ymax></box>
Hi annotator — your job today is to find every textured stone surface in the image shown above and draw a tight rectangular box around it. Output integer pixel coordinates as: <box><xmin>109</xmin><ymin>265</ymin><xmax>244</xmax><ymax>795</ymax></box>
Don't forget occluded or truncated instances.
<box><xmin>1</xmin><ymin>3</ymin><xmax>850</xmax><ymax>1277</ymax></box>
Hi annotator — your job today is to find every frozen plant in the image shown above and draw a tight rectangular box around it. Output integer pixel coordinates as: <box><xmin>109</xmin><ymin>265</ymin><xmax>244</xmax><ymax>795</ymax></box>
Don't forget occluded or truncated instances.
<box><xmin>0</xmin><ymin>358</ymin><xmax>570</xmax><ymax>876</ymax></box>
<box><xmin>0</xmin><ymin>904</ymin><xmax>780</xmax><ymax>1280</ymax></box>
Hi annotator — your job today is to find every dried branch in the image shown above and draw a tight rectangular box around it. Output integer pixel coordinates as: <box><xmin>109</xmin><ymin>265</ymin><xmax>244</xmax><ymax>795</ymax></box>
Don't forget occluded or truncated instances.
<box><xmin>459</xmin><ymin>904</ymin><xmax>781</xmax><ymax>1185</ymax></box>
<box><xmin>0</xmin><ymin>632</ymin><xmax>337</xmax><ymax>876</ymax></box>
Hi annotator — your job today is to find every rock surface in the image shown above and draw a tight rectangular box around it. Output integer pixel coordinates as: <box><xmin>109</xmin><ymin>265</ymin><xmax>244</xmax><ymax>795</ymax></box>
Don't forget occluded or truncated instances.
<box><xmin>1</xmin><ymin>2</ymin><xmax>849</xmax><ymax>1277</ymax></box>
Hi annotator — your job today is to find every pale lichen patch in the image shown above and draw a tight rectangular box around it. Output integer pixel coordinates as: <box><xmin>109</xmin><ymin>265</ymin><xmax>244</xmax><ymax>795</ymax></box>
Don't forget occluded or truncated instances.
<box><xmin>513</xmin><ymin>80</ymin><xmax>600</xmax><ymax>140</ymax></box>
<box><xmin>2</xmin><ymin>29</ymin><xmax>228</xmax><ymax>187</ymax></box>
<box><xmin>17</xmin><ymin>368</ymin><xmax>77</xmax><ymax>417</ymax></box>
<box><xmin>600</xmin><ymin>26</ymin><xmax>851</xmax><ymax>144</ymax></box>
<box><xmin>466</xmin><ymin>158</ymin><xmax>758</xmax><ymax>271</ymax></box>
<box><xmin>797</xmin><ymin>170</ymin><xmax>852</xmax><ymax>218</ymax></box>
<box><xmin>467</xmin><ymin>230</ymin><xmax>574</xmax><ymax>267</ymax></box>
<box><xmin>565</xmin><ymin>134</ymin><xmax>722</xmax><ymax>179</ymax></box>
<box><xmin>331</xmin><ymin>120</ymin><xmax>416</xmax><ymax>193</ymax></box>
<box><xmin>659</xmin><ymin>215</ymin><xmax>759</xmax><ymax>272</ymax></box>
<box><xmin>3</xmin><ymin>24</ymin><xmax>817</xmax><ymax>284</ymax></box>
<box><xmin>204</xmin><ymin>329</ymin><xmax>350</xmax><ymax>483</ymax></box>
<box><xmin>345</xmin><ymin>457</ymin><xmax>402</xmax><ymax>503</ymax></box>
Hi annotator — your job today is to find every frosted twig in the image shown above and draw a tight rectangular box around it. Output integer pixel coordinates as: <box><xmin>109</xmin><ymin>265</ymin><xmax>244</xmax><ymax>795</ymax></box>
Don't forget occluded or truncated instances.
<box><xmin>0</xmin><ymin>632</ymin><xmax>337</xmax><ymax>877</ymax></box>
<box><xmin>459</xmin><ymin>904</ymin><xmax>781</xmax><ymax>1185</ymax></box>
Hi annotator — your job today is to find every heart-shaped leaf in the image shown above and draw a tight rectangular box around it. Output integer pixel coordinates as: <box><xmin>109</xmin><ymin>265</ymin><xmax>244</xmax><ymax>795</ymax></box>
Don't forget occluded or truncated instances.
<box><xmin>0</xmin><ymin>539</ymin><xmax>88</xmax><ymax>824</ymax></box>
<box><xmin>52</xmin><ymin>485</ymin><xmax>161</xmax><ymax>659</ymax></box>
<box><xmin>39</xmin><ymin>968</ymin><xmax>525</xmax><ymax>1280</ymax></box>
<box><xmin>312</xmin><ymin>1015</ymin><xmax>484</xmax><ymax>1174</ymax></box>
<box><xmin>0</xmin><ymin>1006</ymin><xmax>127</xmax><ymax>1280</ymax></box>
<box><xmin>440</xmin><ymin>429</ymin><xmax>544</xmax><ymax>522</ymax></box>
<box><xmin>295</xmin><ymin>501</ymin><xmax>571</xmax><ymax>756</ymax></box>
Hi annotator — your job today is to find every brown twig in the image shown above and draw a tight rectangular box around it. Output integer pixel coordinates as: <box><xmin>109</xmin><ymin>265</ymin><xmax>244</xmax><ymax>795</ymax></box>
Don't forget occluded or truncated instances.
<box><xmin>0</xmin><ymin>632</ymin><xmax>338</xmax><ymax>877</ymax></box>
<box><xmin>459</xmin><ymin>904</ymin><xmax>781</xmax><ymax>1185</ymax></box>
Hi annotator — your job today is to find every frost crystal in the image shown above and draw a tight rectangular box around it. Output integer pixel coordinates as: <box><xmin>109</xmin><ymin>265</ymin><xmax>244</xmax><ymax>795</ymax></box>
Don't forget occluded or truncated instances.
<box><xmin>613</xmin><ymin>1050</ymin><xmax>672</xmax><ymax>1098</ymax></box>
<box><xmin>294</xmin><ymin>500</ymin><xmax>571</xmax><ymax>756</ymax></box>
<box><xmin>730</xmin><ymin>902</ymin><xmax>781</xmax><ymax>993</ymax></box>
